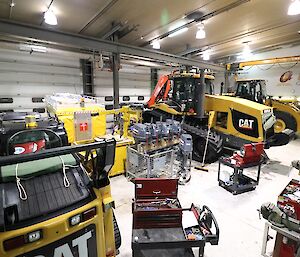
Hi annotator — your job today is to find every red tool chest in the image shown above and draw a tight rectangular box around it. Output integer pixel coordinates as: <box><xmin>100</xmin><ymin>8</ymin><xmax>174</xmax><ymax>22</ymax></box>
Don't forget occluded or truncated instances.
<box><xmin>231</xmin><ymin>142</ymin><xmax>264</xmax><ymax>166</ymax></box>
<box><xmin>277</xmin><ymin>179</ymin><xmax>300</xmax><ymax>220</ymax></box>
<box><xmin>132</xmin><ymin>178</ymin><xmax>182</xmax><ymax>229</ymax></box>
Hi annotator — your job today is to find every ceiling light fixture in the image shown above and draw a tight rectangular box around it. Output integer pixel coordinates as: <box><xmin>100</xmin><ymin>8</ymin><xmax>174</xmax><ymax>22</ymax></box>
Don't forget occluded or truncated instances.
<box><xmin>288</xmin><ymin>0</ymin><xmax>300</xmax><ymax>15</ymax></box>
<box><xmin>196</xmin><ymin>23</ymin><xmax>206</xmax><ymax>39</ymax></box>
<box><xmin>44</xmin><ymin>9</ymin><xmax>57</xmax><ymax>25</ymax></box>
<box><xmin>151</xmin><ymin>40</ymin><xmax>161</xmax><ymax>50</ymax></box>
<box><xmin>202</xmin><ymin>50</ymin><xmax>210</xmax><ymax>61</ymax></box>
<box><xmin>242</xmin><ymin>42</ymin><xmax>253</xmax><ymax>59</ymax></box>
<box><xmin>19</xmin><ymin>44</ymin><xmax>47</xmax><ymax>53</ymax></box>
<box><xmin>202</xmin><ymin>51</ymin><xmax>210</xmax><ymax>61</ymax></box>
<box><xmin>168</xmin><ymin>27</ymin><xmax>188</xmax><ymax>38</ymax></box>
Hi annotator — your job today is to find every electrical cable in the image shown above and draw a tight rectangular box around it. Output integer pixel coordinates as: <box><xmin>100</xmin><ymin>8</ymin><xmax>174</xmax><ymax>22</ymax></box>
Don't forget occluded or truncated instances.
<box><xmin>242</xmin><ymin>66</ymin><xmax>254</xmax><ymax>71</ymax></box>
<box><xmin>278</xmin><ymin>62</ymin><xmax>298</xmax><ymax>70</ymax></box>
<box><xmin>256</xmin><ymin>63</ymin><xmax>276</xmax><ymax>71</ymax></box>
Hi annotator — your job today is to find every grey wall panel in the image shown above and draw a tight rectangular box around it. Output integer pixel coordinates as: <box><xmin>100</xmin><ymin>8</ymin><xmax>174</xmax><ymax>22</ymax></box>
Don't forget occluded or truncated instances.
<box><xmin>0</xmin><ymin>62</ymin><xmax>80</xmax><ymax>76</ymax></box>
<box><xmin>0</xmin><ymin>44</ymin><xmax>85</xmax><ymax>111</ymax></box>
<box><xmin>94</xmin><ymin>65</ymin><xmax>151</xmax><ymax>104</ymax></box>
<box><xmin>0</xmin><ymin>44</ymin><xmax>151</xmax><ymax>111</ymax></box>
<box><xmin>0</xmin><ymin>82</ymin><xmax>82</xmax><ymax>96</ymax></box>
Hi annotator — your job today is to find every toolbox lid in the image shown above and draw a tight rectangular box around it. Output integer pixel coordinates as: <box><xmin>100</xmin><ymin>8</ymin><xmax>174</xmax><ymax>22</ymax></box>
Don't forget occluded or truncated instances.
<box><xmin>134</xmin><ymin>178</ymin><xmax>178</xmax><ymax>199</ymax></box>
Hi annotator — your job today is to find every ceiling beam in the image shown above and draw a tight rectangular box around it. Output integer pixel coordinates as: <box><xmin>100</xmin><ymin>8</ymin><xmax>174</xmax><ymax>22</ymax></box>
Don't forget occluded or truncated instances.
<box><xmin>141</xmin><ymin>0</ymin><xmax>250</xmax><ymax>47</ymax></box>
<box><xmin>0</xmin><ymin>19</ymin><xmax>224</xmax><ymax>71</ymax></box>
<box><xmin>79</xmin><ymin>0</ymin><xmax>119</xmax><ymax>34</ymax></box>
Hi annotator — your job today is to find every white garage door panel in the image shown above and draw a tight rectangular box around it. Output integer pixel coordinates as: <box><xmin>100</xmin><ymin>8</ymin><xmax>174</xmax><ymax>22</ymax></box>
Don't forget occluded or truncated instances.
<box><xmin>0</xmin><ymin>83</ymin><xmax>81</xmax><ymax>96</ymax></box>
<box><xmin>0</xmin><ymin>46</ymin><xmax>85</xmax><ymax>111</ymax></box>
<box><xmin>94</xmin><ymin>67</ymin><xmax>151</xmax><ymax>100</ymax></box>
<box><xmin>0</xmin><ymin>49</ymin><xmax>82</xmax><ymax>67</ymax></box>
<box><xmin>0</xmin><ymin>44</ymin><xmax>151</xmax><ymax>112</ymax></box>
<box><xmin>94</xmin><ymin>79</ymin><xmax>149</xmax><ymax>89</ymax></box>
<box><xmin>120</xmin><ymin>88</ymin><xmax>149</xmax><ymax>96</ymax></box>
<box><xmin>94</xmin><ymin>87</ymin><xmax>114</xmax><ymax>97</ymax></box>
<box><xmin>1</xmin><ymin>72</ymin><xmax>80</xmax><ymax>84</ymax></box>
<box><xmin>0</xmin><ymin>62</ymin><xmax>80</xmax><ymax>76</ymax></box>
<box><xmin>121</xmin><ymin>65</ymin><xmax>150</xmax><ymax>74</ymax></box>
<box><xmin>0</xmin><ymin>98</ymin><xmax>44</xmax><ymax>110</ymax></box>
<box><xmin>95</xmin><ymin>72</ymin><xmax>149</xmax><ymax>81</ymax></box>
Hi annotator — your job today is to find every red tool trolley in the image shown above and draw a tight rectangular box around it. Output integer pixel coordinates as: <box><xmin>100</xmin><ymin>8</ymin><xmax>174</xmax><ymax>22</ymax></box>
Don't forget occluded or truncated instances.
<box><xmin>218</xmin><ymin>142</ymin><xmax>264</xmax><ymax>195</ymax></box>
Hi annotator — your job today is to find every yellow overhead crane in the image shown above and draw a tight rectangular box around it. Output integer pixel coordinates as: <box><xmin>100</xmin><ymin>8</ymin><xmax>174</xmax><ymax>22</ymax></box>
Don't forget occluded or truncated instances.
<box><xmin>226</xmin><ymin>55</ymin><xmax>300</xmax><ymax>71</ymax></box>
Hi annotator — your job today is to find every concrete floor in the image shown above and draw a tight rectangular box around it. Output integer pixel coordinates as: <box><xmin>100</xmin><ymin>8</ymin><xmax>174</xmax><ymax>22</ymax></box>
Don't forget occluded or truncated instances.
<box><xmin>111</xmin><ymin>139</ymin><xmax>300</xmax><ymax>257</ymax></box>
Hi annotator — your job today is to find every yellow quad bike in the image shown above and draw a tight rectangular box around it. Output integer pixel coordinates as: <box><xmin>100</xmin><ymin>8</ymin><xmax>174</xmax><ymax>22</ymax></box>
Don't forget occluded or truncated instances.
<box><xmin>0</xmin><ymin>129</ymin><xmax>120</xmax><ymax>257</ymax></box>
<box><xmin>235</xmin><ymin>79</ymin><xmax>300</xmax><ymax>134</ymax></box>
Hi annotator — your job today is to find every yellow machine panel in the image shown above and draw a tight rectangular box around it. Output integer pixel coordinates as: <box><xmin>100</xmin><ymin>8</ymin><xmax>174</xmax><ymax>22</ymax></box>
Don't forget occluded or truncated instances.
<box><xmin>45</xmin><ymin>95</ymin><xmax>142</xmax><ymax>177</ymax></box>
<box><xmin>48</xmin><ymin>106</ymin><xmax>106</xmax><ymax>144</ymax></box>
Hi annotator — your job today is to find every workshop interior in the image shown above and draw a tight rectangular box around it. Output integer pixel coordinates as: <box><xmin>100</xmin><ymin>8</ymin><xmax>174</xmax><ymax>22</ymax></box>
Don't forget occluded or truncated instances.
<box><xmin>0</xmin><ymin>0</ymin><xmax>300</xmax><ymax>257</ymax></box>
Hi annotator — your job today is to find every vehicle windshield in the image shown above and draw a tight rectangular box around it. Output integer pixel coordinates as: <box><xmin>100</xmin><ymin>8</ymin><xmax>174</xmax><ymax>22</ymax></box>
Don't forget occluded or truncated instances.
<box><xmin>236</xmin><ymin>80</ymin><xmax>265</xmax><ymax>103</ymax></box>
<box><xmin>1</xmin><ymin>129</ymin><xmax>69</xmax><ymax>181</ymax></box>
<box><xmin>171</xmin><ymin>77</ymin><xmax>214</xmax><ymax>103</ymax></box>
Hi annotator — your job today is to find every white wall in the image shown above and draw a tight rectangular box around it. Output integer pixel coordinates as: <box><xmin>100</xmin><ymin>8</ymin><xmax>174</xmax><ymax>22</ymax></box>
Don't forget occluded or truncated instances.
<box><xmin>0</xmin><ymin>42</ymin><xmax>151</xmax><ymax>112</ymax></box>
<box><xmin>229</xmin><ymin>45</ymin><xmax>300</xmax><ymax>96</ymax></box>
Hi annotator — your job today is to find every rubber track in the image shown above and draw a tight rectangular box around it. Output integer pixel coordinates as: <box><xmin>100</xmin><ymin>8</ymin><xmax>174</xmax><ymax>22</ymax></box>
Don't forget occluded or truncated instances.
<box><xmin>181</xmin><ymin>123</ymin><xmax>223</xmax><ymax>153</ymax></box>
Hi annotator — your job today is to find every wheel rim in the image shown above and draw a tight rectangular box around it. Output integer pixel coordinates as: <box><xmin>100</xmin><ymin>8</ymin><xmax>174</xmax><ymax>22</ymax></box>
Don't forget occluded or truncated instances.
<box><xmin>274</xmin><ymin>119</ymin><xmax>286</xmax><ymax>133</ymax></box>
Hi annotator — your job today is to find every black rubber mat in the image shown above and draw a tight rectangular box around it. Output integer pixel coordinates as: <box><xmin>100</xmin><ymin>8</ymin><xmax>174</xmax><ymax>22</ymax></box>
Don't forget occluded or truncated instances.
<box><xmin>0</xmin><ymin>167</ymin><xmax>90</xmax><ymax>228</ymax></box>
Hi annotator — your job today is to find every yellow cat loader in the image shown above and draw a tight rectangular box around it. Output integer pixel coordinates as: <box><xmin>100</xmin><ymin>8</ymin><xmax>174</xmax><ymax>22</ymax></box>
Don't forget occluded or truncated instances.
<box><xmin>0</xmin><ymin>118</ymin><xmax>120</xmax><ymax>257</ymax></box>
<box><xmin>144</xmin><ymin>71</ymin><xmax>293</xmax><ymax>162</ymax></box>
<box><xmin>234</xmin><ymin>79</ymin><xmax>300</xmax><ymax>134</ymax></box>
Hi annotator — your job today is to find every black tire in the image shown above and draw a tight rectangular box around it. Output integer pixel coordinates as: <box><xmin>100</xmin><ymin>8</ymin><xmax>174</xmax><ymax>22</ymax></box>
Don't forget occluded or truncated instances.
<box><xmin>274</xmin><ymin>110</ymin><xmax>297</xmax><ymax>133</ymax></box>
<box><xmin>192</xmin><ymin>137</ymin><xmax>219</xmax><ymax>163</ymax></box>
<box><xmin>113</xmin><ymin>212</ymin><xmax>121</xmax><ymax>250</ymax></box>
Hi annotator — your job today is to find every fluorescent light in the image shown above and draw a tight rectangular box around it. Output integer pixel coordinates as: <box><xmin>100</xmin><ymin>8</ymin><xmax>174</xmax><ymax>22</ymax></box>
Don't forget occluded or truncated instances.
<box><xmin>288</xmin><ymin>0</ymin><xmax>300</xmax><ymax>15</ymax></box>
<box><xmin>19</xmin><ymin>44</ymin><xmax>47</xmax><ymax>53</ymax></box>
<box><xmin>196</xmin><ymin>23</ymin><xmax>206</xmax><ymax>39</ymax></box>
<box><xmin>168</xmin><ymin>27</ymin><xmax>188</xmax><ymax>37</ymax></box>
<box><xmin>242</xmin><ymin>43</ymin><xmax>253</xmax><ymax>59</ymax></box>
<box><xmin>151</xmin><ymin>40</ymin><xmax>160</xmax><ymax>49</ymax></box>
<box><xmin>202</xmin><ymin>50</ymin><xmax>210</xmax><ymax>61</ymax></box>
<box><xmin>44</xmin><ymin>9</ymin><xmax>57</xmax><ymax>25</ymax></box>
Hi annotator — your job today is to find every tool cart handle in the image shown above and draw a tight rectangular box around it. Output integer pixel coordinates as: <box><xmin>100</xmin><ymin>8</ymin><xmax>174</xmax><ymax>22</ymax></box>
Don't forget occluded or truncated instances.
<box><xmin>201</xmin><ymin>205</ymin><xmax>219</xmax><ymax>245</ymax></box>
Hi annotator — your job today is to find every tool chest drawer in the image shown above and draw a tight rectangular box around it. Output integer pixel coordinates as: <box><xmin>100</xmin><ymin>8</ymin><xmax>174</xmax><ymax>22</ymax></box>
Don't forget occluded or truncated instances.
<box><xmin>133</xmin><ymin>178</ymin><xmax>182</xmax><ymax>229</ymax></box>
<box><xmin>277</xmin><ymin>179</ymin><xmax>300</xmax><ymax>220</ymax></box>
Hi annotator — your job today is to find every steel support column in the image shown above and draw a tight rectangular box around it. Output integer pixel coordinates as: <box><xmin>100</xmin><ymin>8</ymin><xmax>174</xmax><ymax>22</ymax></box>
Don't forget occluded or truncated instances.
<box><xmin>196</xmin><ymin>69</ymin><xmax>205</xmax><ymax>118</ymax></box>
<box><xmin>112</xmin><ymin>33</ymin><xmax>120</xmax><ymax>108</ymax></box>
<box><xmin>112</xmin><ymin>53</ymin><xmax>120</xmax><ymax>108</ymax></box>
<box><xmin>150</xmin><ymin>68</ymin><xmax>158</xmax><ymax>92</ymax></box>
